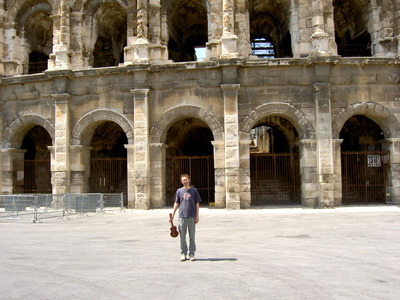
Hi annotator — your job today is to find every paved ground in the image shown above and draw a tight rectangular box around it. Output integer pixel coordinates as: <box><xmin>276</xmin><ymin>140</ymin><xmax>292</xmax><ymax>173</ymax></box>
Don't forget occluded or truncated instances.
<box><xmin>1</xmin><ymin>206</ymin><xmax>400</xmax><ymax>300</ymax></box>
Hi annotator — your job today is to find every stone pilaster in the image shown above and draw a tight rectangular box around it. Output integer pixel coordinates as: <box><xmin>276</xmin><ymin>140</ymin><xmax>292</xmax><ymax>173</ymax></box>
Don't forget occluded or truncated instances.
<box><xmin>48</xmin><ymin>0</ymin><xmax>71</xmax><ymax>70</ymax></box>
<box><xmin>0</xmin><ymin>0</ymin><xmax>5</xmax><ymax>74</ymax></box>
<box><xmin>149</xmin><ymin>143</ymin><xmax>167</xmax><ymax>208</ymax></box>
<box><xmin>381</xmin><ymin>138</ymin><xmax>400</xmax><ymax>200</ymax></box>
<box><xmin>311</xmin><ymin>0</ymin><xmax>331</xmax><ymax>56</ymax></box>
<box><xmin>221</xmin><ymin>84</ymin><xmax>240</xmax><ymax>209</ymax></box>
<box><xmin>212</xmin><ymin>140</ymin><xmax>225</xmax><ymax>208</ymax></box>
<box><xmin>395</xmin><ymin>0</ymin><xmax>400</xmax><ymax>56</ymax></box>
<box><xmin>148</xmin><ymin>2</ymin><xmax>168</xmax><ymax>62</ymax></box>
<box><xmin>220</xmin><ymin>0</ymin><xmax>238</xmax><ymax>58</ymax></box>
<box><xmin>51</xmin><ymin>93</ymin><xmax>71</xmax><ymax>194</ymax></box>
<box><xmin>333</xmin><ymin>139</ymin><xmax>343</xmax><ymax>206</ymax></box>
<box><xmin>298</xmin><ymin>139</ymin><xmax>318</xmax><ymax>207</ymax></box>
<box><xmin>124</xmin><ymin>144</ymin><xmax>135</xmax><ymax>208</ymax></box>
<box><xmin>125</xmin><ymin>0</ymin><xmax>149</xmax><ymax>63</ymax></box>
<box><xmin>69</xmin><ymin>12</ymin><xmax>87</xmax><ymax>67</ymax></box>
<box><xmin>239</xmin><ymin>135</ymin><xmax>251</xmax><ymax>208</ymax></box>
<box><xmin>206</xmin><ymin>0</ymin><xmax>222</xmax><ymax>59</ymax></box>
<box><xmin>292</xmin><ymin>0</ymin><xmax>312</xmax><ymax>57</ymax></box>
<box><xmin>1</xmin><ymin>148</ymin><xmax>25</xmax><ymax>194</ymax></box>
<box><xmin>314</xmin><ymin>82</ymin><xmax>334</xmax><ymax>207</ymax></box>
<box><xmin>69</xmin><ymin>145</ymin><xmax>91</xmax><ymax>193</ymax></box>
<box><xmin>131</xmin><ymin>89</ymin><xmax>150</xmax><ymax>209</ymax></box>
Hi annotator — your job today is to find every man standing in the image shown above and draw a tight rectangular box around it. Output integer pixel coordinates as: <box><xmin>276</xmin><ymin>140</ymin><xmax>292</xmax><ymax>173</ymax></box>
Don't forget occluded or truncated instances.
<box><xmin>172</xmin><ymin>174</ymin><xmax>201</xmax><ymax>262</ymax></box>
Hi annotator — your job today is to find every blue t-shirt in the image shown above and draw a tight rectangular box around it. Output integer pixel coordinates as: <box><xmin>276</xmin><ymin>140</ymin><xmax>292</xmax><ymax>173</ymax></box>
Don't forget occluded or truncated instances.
<box><xmin>174</xmin><ymin>187</ymin><xmax>202</xmax><ymax>218</ymax></box>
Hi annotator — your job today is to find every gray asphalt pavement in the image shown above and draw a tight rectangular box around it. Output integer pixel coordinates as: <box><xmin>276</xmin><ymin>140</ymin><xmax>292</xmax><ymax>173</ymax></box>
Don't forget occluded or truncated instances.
<box><xmin>1</xmin><ymin>206</ymin><xmax>400</xmax><ymax>300</ymax></box>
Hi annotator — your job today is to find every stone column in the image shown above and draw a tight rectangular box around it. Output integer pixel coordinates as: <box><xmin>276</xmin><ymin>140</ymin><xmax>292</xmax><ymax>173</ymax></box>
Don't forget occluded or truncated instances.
<box><xmin>1</xmin><ymin>148</ymin><xmax>25</xmax><ymax>194</ymax></box>
<box><xmin>221</xmin><ymin>84</ymin><xmax>240</xmax><ymax>209</ymax></box>
<box><xmin>48</xmin><ymin>0</ymin><xmax>71</xmax><ymax>70</ymax></box>
<box><xmin>131</xmin><ymin>89</ymin><xmax>150</xmax><ymax>209</ymax></box>
<box><xmin>314</xmin><ymin>82</ymin><xmax>335</xmax><ymax>207</ymax></box>
<box><xmin>298</xmin><ymin>139</ymin><xmax>318</xmax><ymax>207</ymax></box>
<box><xmin>381</xmin><ymin>138</ymin><xmax>400</xmax><ymax>203</ymax></box>
<box><xmin>311</xmin><ymin>0</ymin><xmax>331</xmax><ymax>56</ymax></box>
<box><xmin>220</xmin><ymin>0</ymin><xmax>238</xmax><ymax>58</ymax></box>
<box><xmin>0</xmin><ymin>0</ymin><xmax>5</xmax><ymax>74</ymax></box>
<box><xmin>51</xmin><ymin>93</ymin><xmax>71</xmax><ymax>194</ymax></box>
<box><xmin>125</xmin><ymin>0</ymin><xmax>149</xmax><ymax>63</ymax></box>
<box><xmin>69</xmin><ymin>145</ymin><xmax>91</xmax><ymax>193</ymax></box>
<box><xmin>212</xmin><ymin>140</ymin><xmax>225</xmax><ymax>208</ymax></box>
<box><xmin>124</xmin><ymin>144</ymin><xmax>135</xmax><ymax>208</ymax></box>
<box><xmin>333</xmin><ymin>139</ymin><xmax>343</xmax><ymax>206</ymax></box>
<box><xmin>149</xmin><ymin>143</ymin><xmax>167</xmax><ymax>207</ymax></box>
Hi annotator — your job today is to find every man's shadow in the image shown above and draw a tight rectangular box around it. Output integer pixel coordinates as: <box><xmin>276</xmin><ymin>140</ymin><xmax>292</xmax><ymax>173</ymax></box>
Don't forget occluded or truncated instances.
<box><xmin>195</xmin><ymin>258</ymin><xmax>237</xmax><ymax>262</ymax></box>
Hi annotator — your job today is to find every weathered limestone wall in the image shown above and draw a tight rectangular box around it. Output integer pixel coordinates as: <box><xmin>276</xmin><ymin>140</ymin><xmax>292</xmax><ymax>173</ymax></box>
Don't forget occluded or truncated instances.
<box><xmin>0</xmin><ymin>57</ymin><xmax>400</xmax><ymax>208</ymax></box>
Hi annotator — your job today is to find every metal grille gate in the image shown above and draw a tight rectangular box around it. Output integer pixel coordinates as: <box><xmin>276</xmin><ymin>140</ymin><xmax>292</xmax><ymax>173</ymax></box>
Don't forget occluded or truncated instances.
<box><xmin>341</xmin><ymin>152</ymin><xmax>389</xmax><ymax>205</ymax></box>
<box><xmin>172</xmin><ymin>156</ymin><xmax>215</xmax><ymax>205</ymax></box>
<box><xmin>90</xmin><ymin>158</ymin><xmax>127</xmax><ymax>205</ymax></box>
<box><xmin>13</xmin><ymin>159</ymin><xmax>52</xmax><ymax>194</ymax></box>
<box><xmin>250</xmin><ymin>153</ymin><xmax>300</xmax><ymax>206</ymax></box>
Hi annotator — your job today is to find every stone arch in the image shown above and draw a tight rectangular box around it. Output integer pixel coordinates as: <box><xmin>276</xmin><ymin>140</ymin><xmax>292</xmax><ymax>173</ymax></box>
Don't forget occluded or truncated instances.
<box><xmin>241</xmin><ymin>102</ymin><xmax>315</xmax><ymax>139</ymax></box>
<box><xmin>3</xmin><ymin>114</ymin><xmax>55</xmax><ymax>148</ymax></box>
<box><xmin>71</xmin><ymin>0</ymin><xmax>127</xmax><ymax>13</ymax></box>
<box><xmin>150</xmin><ymin>105</ymin><xmax>224</xmax><ymax>144</ymax></box>
<box><xmin>6</xmin><ymin>0</ymin><xmax>57</xmax><ymax>23</ymax></box>
<box><xmin>332</xmin><ymin>102</ymin><xmax>400</xmax><ymax>139</ymax></box>
<box><xmin>17</xmin><ymin>2</ymin><xmax>53</xmax><ymax>25</ymax></box>
<box><xmin>71</xmin><ymin>109</ymin><xmax>134</xmax><ymax>146</ymax></box>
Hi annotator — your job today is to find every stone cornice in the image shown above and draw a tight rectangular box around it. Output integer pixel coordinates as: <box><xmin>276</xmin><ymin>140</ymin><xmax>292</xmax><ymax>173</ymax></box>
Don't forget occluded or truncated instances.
<box><xmin>1</xmin><ymin>57</ymin><xmax>399</xmax><ymax>86</ymax></box>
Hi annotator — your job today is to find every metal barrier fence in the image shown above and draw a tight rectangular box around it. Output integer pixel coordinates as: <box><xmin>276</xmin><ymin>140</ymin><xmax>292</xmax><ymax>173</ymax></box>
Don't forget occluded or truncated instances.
<box><xmin>0</xmin><ymin>193</ymin><xmax>124</xmax><ymax>222</ymax></box>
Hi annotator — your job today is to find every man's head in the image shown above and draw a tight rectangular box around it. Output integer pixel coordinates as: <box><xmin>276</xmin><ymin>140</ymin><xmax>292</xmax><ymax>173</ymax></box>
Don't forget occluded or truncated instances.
<box><xmin>181</xmin><ymin>174</ymin><xmax>190</xmax><ymax>186</ymax></box>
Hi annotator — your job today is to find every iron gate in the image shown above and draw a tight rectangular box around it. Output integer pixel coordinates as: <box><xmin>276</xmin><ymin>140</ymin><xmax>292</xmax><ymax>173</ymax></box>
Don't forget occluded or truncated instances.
<box><xmin>90</xmin><ymin>158</ymin><xmax>127</xmax><ymax>205</ymax></box>
<box><xmin>13</xmin><ymin>159</ymin><xmax>52</xmax><ymax>194</ymax></box>
<box><xmin>171</xmin><ymin>156</ymin><xmax>215</xmax><ymax>205</ymax></box>
<box><xmin>341</xmin><ymin>152</ymin><xmax>389</xmax><ymax>205</ymax></box>
<box><xmin>250</xmin><ymin>153</ymin><xmax>300</xmax><ymax>206</ymax></box>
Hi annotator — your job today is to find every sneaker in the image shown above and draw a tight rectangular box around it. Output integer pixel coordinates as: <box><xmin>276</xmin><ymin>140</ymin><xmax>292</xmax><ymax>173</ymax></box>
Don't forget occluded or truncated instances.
<box><xmin>189</xmin><ymin>255</ymin><xmax>195</xmax><ymax>261</ymax></box>
<box><xmin>180</xmin><ymin>254</ymin><xmax>186</xmax><ymax>262</ymax></box>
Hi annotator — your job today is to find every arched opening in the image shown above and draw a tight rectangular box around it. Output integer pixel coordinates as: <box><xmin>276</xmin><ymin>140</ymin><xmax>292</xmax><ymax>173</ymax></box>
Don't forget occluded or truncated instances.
<box><xmin>333</xmin><ymin>0</ymin><xmax>371</xmax><ymax>57</ymax></box>
<box><xmin>15</xmin><ymin>126</ymin><xmax>52</xmax><ymax>193</ymax></box>
<box><xmin>16</xmin><ymin>2</ymin><xmax>53</xmax><ymax>74</ymax></box>
<box><xmin>340</xmin><ymin>115</ymin><xmax>388</xmax><ymax>204</ymax></box>
<box><xmin>165</xmin><ymin>118</ymin><xmax>214</xmax><ymax>206</ymax></box>
<box><xmin>166</xmin><ymin>0</ymin><xmax>208</xmax><ymax>62</ymax></box>
<box><xmin>89</xmin><ymin>121</ymin><xmax>128</xmax><ymax>205</ymax></box>
<box><xmin>249</xmin><ymin>0</ymin><xmax>292</xmax><ymax>58</ymax></box>
<box><xmin>250</xmin><ymin>116</ymin><xmax>300</xmax><ymax>206</ymax></box>
<box><xmin>92</xmin><ymin>3</ymin><xmax>127</xmax><ymax>67</ymax></box>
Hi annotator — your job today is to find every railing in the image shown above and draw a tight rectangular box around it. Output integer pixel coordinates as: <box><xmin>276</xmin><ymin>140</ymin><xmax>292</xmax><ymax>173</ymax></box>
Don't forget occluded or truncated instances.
<box><xmin>250</xmin><ymin>153</ymin><xmax>301</xmax><ymax>206</ymax></box>
<box><xmin>171</xmin><ymin>156</ymin><xmax>215</xmax><ymax>205</ymax></box>
<box><xmin>341</xmin><ymin>152</ymin><xmax>389</xmax><ymax>205</ymax></box>
<box><xmin>0</xmin><ymin>193</ymin><xmax>124</xmax><ymax>223</ymax></box>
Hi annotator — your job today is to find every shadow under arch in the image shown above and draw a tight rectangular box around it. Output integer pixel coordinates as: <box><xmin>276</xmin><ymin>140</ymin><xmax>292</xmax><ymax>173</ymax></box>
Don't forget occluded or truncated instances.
<box><xmin>3</xmin><ymin>114</ymin><xmax>55</xmax><ymax>148</ymax></box>
<box><xmin>150</xmin><ymin>105</ymin><xmax>224</xmax><ymax>144</ymax></box>
<box><xmin>241</xmin><ymin>102</ymin><xmax>315</xmax><ymax>139</ymax></box>
<box><xmin>332</xmin><ymin>102</ymin><xmax>400</xmax><ymax>139</ymax></box>
<box><xmin>71</xmin><ymin>109</ymin><xmax>134</xmax><ymax>146</ymax></box>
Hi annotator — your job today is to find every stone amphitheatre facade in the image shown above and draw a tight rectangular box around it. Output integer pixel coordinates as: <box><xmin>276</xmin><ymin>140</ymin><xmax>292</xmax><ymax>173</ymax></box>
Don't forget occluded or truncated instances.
<box><xmin>0</xmin><ymin>0</ymin><xmax>400</xmax><ymax>209</ymax></box>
